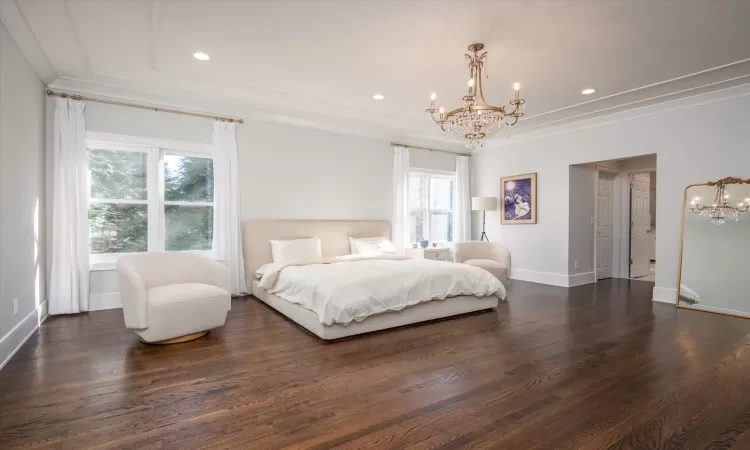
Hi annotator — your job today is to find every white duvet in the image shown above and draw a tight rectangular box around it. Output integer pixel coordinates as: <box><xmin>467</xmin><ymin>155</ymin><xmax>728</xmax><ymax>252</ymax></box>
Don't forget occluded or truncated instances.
<box><xmin>257</xmin><ymin>255</ymin><xmax>506</xmax><ymax>326</ymax></box>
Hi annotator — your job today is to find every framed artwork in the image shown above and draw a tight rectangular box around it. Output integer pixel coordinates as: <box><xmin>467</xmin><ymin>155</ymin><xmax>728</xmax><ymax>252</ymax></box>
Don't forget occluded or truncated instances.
<box><xmin>501</xmin><ymin>173</ymin><xmax>537</xmax><ymax>224</ymax></box>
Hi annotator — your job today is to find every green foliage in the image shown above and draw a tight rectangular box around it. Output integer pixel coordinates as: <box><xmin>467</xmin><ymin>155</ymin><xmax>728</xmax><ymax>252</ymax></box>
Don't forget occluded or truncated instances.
<box><xmin>89</xmin><ymin>150</ymin><xmax>147</xmax><ymax>200</ymax></box>
<box><xmin>89</xmin><ymin>204</ymin><xmax>148</xmax><ymax>253</ymax></box>
<box><xmin>164</xmin><ymin>155</ymin><xmax>213</xmax><ymax>202</ymax></box>
<box><xmin>165</xmin><ymin>205</ymin><xmax>213</xmax><ymax>251</ymax></box>
<box><xmin>88</xmin><ymin>150</ymin><xmax>214</xmax><ymax>254</ymax></box>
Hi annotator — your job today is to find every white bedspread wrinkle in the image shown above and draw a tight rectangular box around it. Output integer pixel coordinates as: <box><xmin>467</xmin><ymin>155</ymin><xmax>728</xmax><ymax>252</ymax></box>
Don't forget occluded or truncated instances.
<box><xmin>257</xmin><ymin>255</ymin><xmax>506</xmax><ymax>326</ymax></box>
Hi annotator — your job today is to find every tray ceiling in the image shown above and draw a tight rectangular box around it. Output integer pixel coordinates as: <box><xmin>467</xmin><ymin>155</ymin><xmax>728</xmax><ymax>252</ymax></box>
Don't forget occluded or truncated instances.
<box><xmin>7</xmin><ymin>0</ymin><xmax>750</xmax><ymax>146</ymax></box>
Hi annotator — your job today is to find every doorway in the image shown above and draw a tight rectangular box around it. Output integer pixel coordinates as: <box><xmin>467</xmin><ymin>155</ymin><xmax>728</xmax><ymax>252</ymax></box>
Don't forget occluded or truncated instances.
<box><xmin>568</xmin><ymin>154</ymin><xmax>657</xmax><ymax>285</ymax></box>
<box><xmin>629</xmin><ymin>171</ymin><xmax>656</xmax><ymax>282</ymax></box>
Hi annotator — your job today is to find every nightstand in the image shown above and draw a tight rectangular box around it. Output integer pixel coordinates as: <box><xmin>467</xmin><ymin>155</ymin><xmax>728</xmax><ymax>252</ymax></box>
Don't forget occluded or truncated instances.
<box><xmin>406</xmin><ymin>247</ymin><xmax>451</xmax><ymax>262</ymax></box>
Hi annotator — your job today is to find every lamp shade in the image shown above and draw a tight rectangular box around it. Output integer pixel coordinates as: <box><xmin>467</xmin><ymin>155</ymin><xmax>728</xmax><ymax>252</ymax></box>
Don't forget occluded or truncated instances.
<box><xmin>472</xmin><ymin>197</ymin><xmax>497</xmax><ymax>211</ymax></box>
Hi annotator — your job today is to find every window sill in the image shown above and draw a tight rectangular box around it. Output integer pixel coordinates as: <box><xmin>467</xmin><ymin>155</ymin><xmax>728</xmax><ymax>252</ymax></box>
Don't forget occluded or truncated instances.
<box><xmin>89</xmin><ymin>251</ymin><xmax>220</xmax><ymax>272</ymax></box>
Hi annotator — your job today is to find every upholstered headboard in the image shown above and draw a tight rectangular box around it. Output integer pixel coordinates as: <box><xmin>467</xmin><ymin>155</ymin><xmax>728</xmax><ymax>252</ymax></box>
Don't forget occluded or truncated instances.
<box><xmin>241</xmin><ymin>219</ymin><xmax>391</xmax><ymax>284</ymax></box>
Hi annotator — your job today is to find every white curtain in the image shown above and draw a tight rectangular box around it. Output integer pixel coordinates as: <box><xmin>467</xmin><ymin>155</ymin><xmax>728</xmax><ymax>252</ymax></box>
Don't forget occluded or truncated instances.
<box><xmin>391</xmin><ymin>145</ymin><xmax>410</xmax><ymax>253</ymax></box>
<box><xmin>49</xmin><ymin>98</ymin><xmax>89</xmax><ymax>315</ymax></box>
<box><xmin>454</xmin><ymin>155</ymin><xmax>472</xmax><ymax>243</ymax></box>
<box><xmin>212</xmin><ymin>121</ymin><xmax>247</xmax><ymax>295</ymax></box>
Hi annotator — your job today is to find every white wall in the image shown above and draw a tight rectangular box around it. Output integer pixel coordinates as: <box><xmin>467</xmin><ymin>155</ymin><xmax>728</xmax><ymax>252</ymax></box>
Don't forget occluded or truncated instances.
<box><xmin>472</xmin><ymin>86</ymin><xmax>750</xmax><ymax>301</ymax></box>
<box><xmin>410</xmin><ymin>148</ymin><xmax>456</xmax><ymax>172</ymax></box>
<box><xmin>0</xmin><ymin>21</ymin><xmax>47</xmax><ymax>368</ymax></box>
<box><xmin>237</xmin><ymin>121</ymin><xmax>392</xmax><ymax>220</ymax></box>
<box><xmin>48</xmin><ymin>101</ymin><xmax>455</xmax><ymax>308</ymax></box>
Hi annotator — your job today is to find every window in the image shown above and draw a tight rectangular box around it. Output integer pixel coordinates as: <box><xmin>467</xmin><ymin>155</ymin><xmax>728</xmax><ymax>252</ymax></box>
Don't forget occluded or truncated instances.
<box><xmin>409</xmin><ymin>171</ymin><xmax>455</xmax><ymax>244</ymax></box>
<box><xmin>87</xmin><ymin>138</ymin><xmax>214</xmax><ymax>268</ymax></box>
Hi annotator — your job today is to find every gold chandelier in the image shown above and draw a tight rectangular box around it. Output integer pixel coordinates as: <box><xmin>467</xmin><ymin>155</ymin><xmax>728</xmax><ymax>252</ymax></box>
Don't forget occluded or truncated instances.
<box><xmin>426</xmin><ymin>43</ymin><xmax>525</xmax><ymax>150</ymax></box>
<box><xmin>690</xmin><ymin>178</ymin><xmax>750</xmax><ymax>225</ymax></box>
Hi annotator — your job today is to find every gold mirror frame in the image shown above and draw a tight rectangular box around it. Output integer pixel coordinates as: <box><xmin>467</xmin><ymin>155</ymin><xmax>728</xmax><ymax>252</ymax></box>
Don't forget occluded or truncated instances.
<box><xmin>676</xmin><ymin>176</ymin><xmax>750</xmax><ymax>318</ymax></box>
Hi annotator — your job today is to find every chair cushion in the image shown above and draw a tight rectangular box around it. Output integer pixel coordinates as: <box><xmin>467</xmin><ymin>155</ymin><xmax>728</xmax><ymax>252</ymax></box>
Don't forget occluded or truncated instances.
<box><xmin>463</xmin><ymin>258</ymin><xmax>505</xmax><ymax>269</ymax></box>
<box><xmin>462</xmin><ymin>259</ymin><xmax>508</xmax><ymax>281</ymax></box>
<box><xmin>138</xmin><ymin>283</ymin><xmax>230</xmax><ymax>342</ymax></box>
<box><xmin>148</xmin><ymin>283</ymin><xmax>228</xmax><ymax>307</ymax></box>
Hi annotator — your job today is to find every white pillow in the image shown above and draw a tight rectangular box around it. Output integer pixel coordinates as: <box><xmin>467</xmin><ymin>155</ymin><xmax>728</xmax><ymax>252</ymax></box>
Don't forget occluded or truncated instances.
<box><xmin>349</xmin><ymin>236</ymin><xmax>381</xmax><ymax>254</ymax></box>
<box><xmin>269</xmin><ymin>237</ymin><xmax>322</xmax><ymax>264</ymax></box>
<box><xmin>350</xmin><ymin>237</ymin><xmax>397</xmax><ymax>256</ymax></box>
<box><xmin>255</xmin><ymin>263</ymin><xmax>271</xmax><ymax>279</ymax></box>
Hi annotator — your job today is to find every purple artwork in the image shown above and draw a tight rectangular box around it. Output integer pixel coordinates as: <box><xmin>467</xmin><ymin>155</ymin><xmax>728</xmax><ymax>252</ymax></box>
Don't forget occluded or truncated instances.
<box><xmin>501</xmin><ymin>173</ymin><xmax>536</xmax><ymax>224</ymax></box>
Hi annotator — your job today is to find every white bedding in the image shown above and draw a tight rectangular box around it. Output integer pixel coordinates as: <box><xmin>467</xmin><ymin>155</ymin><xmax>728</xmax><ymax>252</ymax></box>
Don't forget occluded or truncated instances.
<box><xmin>257</xmin><ymin>255</ymin><xmax>506</xmax><ymax>326</ymax></box>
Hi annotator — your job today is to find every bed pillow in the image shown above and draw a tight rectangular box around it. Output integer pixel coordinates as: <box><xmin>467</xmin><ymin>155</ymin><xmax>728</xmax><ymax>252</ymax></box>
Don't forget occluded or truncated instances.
<box><xmin>350</xmin><ymin>237</ymin><xmax>397</xmax><ymax>256</ymax></box>
<box><xmin>269</xmin><ymin>237</ymin><xmax>322</xmax><ymax>264</ymax></box>
<box><xmin>255</xmin><ymin>263</ymin><xmax>271</xmax><ymax>279</ymax></box>
<box><xmin>349</xmin><ymin>236</ymin><xmax>383</xmax><ymax>254</ymax></box>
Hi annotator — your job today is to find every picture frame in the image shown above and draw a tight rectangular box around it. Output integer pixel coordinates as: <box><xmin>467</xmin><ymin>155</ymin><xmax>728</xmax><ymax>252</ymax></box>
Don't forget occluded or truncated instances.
<box><xmin>500</xmin><ymin>173</ymin><xmax>537</xmax><ymax>224</ymax></box>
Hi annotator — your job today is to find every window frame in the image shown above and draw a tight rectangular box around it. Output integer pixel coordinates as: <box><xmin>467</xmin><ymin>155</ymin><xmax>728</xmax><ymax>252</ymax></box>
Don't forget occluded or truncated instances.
<box><xmin>408</xmin><ymin>169</ymin><xmax>456</xmax><ymax>245</ymax></box>
<box><xmin>86</xmin><ymin>132</ymin><xmax>214</xmax><ymax>270</ymax></box>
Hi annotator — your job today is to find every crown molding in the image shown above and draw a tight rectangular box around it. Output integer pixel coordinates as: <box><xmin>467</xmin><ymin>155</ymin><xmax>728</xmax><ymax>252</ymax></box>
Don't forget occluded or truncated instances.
<box><xmin>518</xmin><ymin>57</ymin><xmax>750</xmax><ymax>128</ymax></box>
<box><xmin>49</xmin><ymin>77</ymin><xmax>468</xmax><ymax>152</ymax></box>
<box><xmin>9</xmin><ymin>0</ymin><xmax>747</xmax><ymax>151</ymax></box>
<box><xmin>0</xmin><ymin>0</ymin><xmax>56</xmax><ymax>84</ymax></box>
<box><xmin>480</xmin><ymin>81</ymin><xmax>750</xmax><ymax>151</ymax></box>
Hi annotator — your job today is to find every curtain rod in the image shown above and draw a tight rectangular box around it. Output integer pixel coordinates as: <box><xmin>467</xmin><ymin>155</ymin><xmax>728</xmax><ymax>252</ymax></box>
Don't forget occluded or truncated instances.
<box><xmin>46</xmin><ymin>89</ymin><xmax>244</xmax><ymax>124</ymax></box>
<box><xmin>391</xmin><ymin>142</ymin><xmax>471</xmax><ymax>157</ymax></box>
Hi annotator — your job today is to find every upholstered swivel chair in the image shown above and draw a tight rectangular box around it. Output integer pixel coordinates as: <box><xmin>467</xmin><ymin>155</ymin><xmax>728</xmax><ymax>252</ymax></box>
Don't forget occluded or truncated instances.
<box><xmin>116</xmin><ymin>252</ymin><xmax>231</xmax><ymax>344</ymax></box>
<box><xmin>453</xmin><ymin>242</ymin><xmax>511</xmax><ymax>281</ymax></box>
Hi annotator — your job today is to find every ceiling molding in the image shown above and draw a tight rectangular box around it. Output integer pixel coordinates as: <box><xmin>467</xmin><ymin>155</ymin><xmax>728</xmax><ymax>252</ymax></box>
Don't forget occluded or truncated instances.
<box><xmin>50</xmin><ymin>76</ymin><xmax>468</xmax><ymax>152</ymax></box>
<box><xmin>481</xmin><ymin>82</ymin><xmax>750</xmax><ymax>151</ymax></box>
<box><xmin>514</xmin><ymin>58</ymin><xmax>750</xmax><ymax>133</ymax></box>
<box><xmin>521</xmin><ymin>57</ymin><xmax>750</xmax><ymax>124</ymax></box>
<box><xmin>11</xmin><ymin>1</ymin><xmax>750</xmax><ymax>149</ymax></box>
<box><xmin>0</xmin><ymin>0</ymin><xmax>57</xmax><ymax>84</ymax></box>
<box><xmin>516</xmin><ymin>73</ymin><xmax>750</xmax><ymax>135</ymax></box>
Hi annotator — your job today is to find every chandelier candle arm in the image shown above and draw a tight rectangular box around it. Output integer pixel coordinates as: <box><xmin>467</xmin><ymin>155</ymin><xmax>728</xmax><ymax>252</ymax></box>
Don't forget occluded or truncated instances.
<box><xmin>425</xmin><ymin>43</ymin><xmax>526</xmax><ymax>151</ymax></box>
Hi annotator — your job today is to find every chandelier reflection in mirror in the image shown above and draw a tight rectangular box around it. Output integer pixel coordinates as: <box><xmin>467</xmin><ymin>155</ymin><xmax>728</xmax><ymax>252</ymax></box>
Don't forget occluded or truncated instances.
<box><xmin>426</xmin><ymin>43</ymin><xmax>525</xmax><ymax>151</ymax></box>
<box><xmin>690</xmin><ymin>178</ymin><xmax>750</xmax><ymax>225</ymax></box>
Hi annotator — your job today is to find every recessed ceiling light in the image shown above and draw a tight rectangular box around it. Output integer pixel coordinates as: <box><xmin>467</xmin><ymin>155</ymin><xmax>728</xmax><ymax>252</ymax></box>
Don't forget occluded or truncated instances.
<box><xmin>193</xmin><ymin>52</ymin><xmax>210</xmax><ymax>61</ymax></box>
<box><xmin>373</xmin><ymin>94</ymin><xmax>384</xmax><ymax>100</ymax></box>
<box><xmin>581</xmin><ymin>88</ymin><xmax>596</xmax><ymax>95</ymax></box>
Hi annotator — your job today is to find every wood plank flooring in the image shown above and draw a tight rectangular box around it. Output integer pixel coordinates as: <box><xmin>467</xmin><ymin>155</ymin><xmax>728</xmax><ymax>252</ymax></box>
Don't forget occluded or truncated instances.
<box><xmin>2</xmin><ymin>279</ymin><xmax>750</xmax><ymax>449</ymax></box>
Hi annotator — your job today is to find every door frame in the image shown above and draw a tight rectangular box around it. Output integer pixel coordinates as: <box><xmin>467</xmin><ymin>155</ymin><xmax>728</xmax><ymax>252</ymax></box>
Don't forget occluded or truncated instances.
<box><xmin>594</xmin><ymin>168</ymin><xmax>616</xmax><ymax>280</ymax></box>
<box><xmin>592</xmin><ymin>164</ymin><xmax>658</xmax><ymax>283</ymax></box>
<box><xmin>627</xmin><ymin>169</ymin><xmax>657</xmax><ymax>278</ymax></box>
<box><xmin>594</xmin><ymin>166</ymin><xmax>623</xmax><ymax>281</ymax></box>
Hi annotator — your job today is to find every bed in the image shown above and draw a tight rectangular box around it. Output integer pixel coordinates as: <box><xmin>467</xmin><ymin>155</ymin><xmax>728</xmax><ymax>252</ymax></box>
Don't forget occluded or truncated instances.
<box><xmin>241</xmin><ymin>220</ymin><xmax>503</xmax><ymax>340</ymax></box>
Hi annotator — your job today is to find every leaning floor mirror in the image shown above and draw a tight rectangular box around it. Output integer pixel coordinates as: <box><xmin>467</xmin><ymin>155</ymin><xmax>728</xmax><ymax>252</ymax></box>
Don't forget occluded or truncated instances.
<box><xmin>677</xmin><ymin>177</ymin><xmax>750</xmax><ymax>318</ymax></box>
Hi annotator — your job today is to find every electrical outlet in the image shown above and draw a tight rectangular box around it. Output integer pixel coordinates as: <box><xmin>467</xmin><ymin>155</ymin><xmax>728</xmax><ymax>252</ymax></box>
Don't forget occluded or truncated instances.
<box><xmin>13</xmin><ymin>298</ymin><xmax>18</xmax><ymax>316</ymax></box>
<box><xmin>574</xmin><ymin>260</ymin><xmax>580</xmax><ymax>269</ymax></box>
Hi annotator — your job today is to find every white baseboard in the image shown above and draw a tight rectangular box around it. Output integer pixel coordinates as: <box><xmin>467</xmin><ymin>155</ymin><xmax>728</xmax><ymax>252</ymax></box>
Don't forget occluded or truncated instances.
<box><xmin>90</xmin><ymin>292</ymin><xmax>121</xmax><ymax>311</ymax></box>
<box><xmin>511</xmin><ymin>269</ymin><xmax>569</xmax><ymax>287</ymax></box>
<box><xmin>0</xmin><ymin>300</ymin><xmax>47</xmax><ymax>371</ymax></box>
<box><xmin>568</xmin><ymin>272</ymin><xmax>596</xmax><ymax>287</ymax></box>
<box><xmin>653</xmin><ymin>286</ymin><xmax>677</xmax><ymax>304</ymax></box>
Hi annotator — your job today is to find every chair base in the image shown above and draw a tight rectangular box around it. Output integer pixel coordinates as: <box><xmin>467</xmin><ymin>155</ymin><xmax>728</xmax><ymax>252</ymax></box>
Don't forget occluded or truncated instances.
<box><xmin>142</xmin><ymin>331</ymin><xmax>208</xmax><ymax>345</ymax></box>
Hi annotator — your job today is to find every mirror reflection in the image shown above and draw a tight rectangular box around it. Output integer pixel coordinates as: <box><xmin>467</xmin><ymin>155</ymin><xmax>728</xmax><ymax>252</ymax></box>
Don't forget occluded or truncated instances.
<box><xmin>679</xmin><ymin>179</ymin><xmax>750</xmax><ymax>318</ymax></box>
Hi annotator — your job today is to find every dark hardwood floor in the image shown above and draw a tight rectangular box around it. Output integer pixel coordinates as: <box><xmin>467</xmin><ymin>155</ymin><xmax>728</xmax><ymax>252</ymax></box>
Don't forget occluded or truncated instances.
<box><xmin>2</xmin><ymin>279</ymin><xmax>750</xmax><ymax>449</ymax></box>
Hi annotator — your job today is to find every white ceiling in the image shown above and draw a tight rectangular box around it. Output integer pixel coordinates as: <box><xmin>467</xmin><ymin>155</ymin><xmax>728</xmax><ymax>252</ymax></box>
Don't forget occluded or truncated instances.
<box><xmin>6</xmin><ymin>0</ymin><xmax>750</xmax><ymax>147</ymax></box>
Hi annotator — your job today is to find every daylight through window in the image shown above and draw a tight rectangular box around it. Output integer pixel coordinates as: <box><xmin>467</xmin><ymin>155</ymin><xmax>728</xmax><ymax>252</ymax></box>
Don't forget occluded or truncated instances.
<box><xmin>87</xmin><ymin>141</ymin><xmax>214</xmax><ymax>266</ymax></box>
<box><xmin>408</xmin><ymin>171</ymin><xmax>455</xmax><ymax>244</ymax></box>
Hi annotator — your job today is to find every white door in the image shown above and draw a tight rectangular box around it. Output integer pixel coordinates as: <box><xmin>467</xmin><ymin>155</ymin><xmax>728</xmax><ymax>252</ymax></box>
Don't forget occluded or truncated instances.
<box><xmin>630</xmin><ymin>173</ymin><xmax>651</xmax><ymax>278</ymax></box>
<box><xmin>596</xmin><ymin>172</ymin><xmax>615</xmax><ymax>280</ymax></box>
